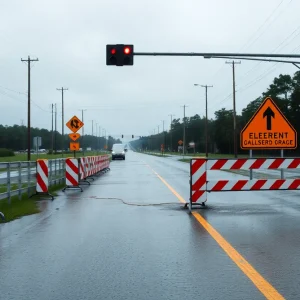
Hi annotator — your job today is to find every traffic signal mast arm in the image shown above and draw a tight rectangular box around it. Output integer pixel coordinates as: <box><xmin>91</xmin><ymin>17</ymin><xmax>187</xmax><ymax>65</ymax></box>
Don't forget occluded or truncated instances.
<box><xmin>106</xmin><ymin>44</ymin><xmax>300</xmax><ymax>67</ymax></box>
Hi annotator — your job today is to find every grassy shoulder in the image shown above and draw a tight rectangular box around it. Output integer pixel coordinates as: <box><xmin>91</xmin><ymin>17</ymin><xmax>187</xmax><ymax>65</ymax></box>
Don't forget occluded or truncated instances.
<box><xmin>142</xmin><ymin>152</ymin><xmax>170</xmax><ymax>158</ymax></box>
<box><xmin>178</xmin><ymin>153</ymin><xmax>270</xmax><ymax>163</ymax></box>
<box><xmin>0</xmin><ymin>183</ymin><xmax>65</xmax><ymax>223</ymax></box>
<box><xmin>0</xmin><ymin>151</ymin><xmax>110</xmax><ymax>162</ymax></box>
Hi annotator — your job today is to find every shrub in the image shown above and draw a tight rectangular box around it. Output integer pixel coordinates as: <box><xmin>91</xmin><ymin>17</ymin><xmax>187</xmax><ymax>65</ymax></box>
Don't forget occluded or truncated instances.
<box><xmin>0</xmin><ymin>148</ymin><xmax>15</xmax><ymax>157</ymax></box>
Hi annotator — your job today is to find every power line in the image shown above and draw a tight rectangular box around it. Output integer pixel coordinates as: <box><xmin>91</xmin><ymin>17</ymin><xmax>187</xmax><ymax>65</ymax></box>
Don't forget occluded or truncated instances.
<box><xmin>239</xmin><ymin>0</ymin><xmax>288</xmax><ymax>51</ymax></box>
<box><xmin>208</xmin><ymin>0</ymin><xmax>291</xmax><ymax>82</ymax></box>
<box><xmin>0</xmin><ymin>85</ymin><xmax>27</xmax><ymax>96</ymax></box>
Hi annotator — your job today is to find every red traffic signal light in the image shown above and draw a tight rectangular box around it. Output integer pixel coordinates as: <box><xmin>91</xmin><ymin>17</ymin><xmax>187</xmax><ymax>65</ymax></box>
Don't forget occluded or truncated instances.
<box><xmin>106</xmin><ymin>44</ymin><xmax>134</xmax><ymax>66</ymax></box>
<box><xmin>124</xmin><ymin>47</ymin><xmax>131</xmax><ymax>55</ymax></box>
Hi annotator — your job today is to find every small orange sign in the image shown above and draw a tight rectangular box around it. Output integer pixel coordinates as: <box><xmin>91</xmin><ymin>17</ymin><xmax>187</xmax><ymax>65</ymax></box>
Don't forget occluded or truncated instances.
<box><xmin>70</xmin><ymin>142</ymin><xmax>80</xmax><ymax>151</ymax></box>
<box><xmin>68</xmin><ymin>133</ymin><xmax>81</xmax><ymax>141</ymax></box>
<box><xmin>66</xmin><ymin>116</ymin><xmax>84</xmax><ymax>133</ymax></box>
<box><xmin>241</xmin><ymin>97</ymin><xmax>297</xmax><ymax>149</ymax></box>
<box><xmin>178</xmin><ymin>140</ymin><xmax>183</xmax><ymax>145</ymax></box>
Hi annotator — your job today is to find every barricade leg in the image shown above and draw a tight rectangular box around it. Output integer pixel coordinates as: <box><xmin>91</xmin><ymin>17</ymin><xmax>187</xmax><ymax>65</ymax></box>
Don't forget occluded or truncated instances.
<box><xmin>30</xmin><ymin>159</ymin><xmax>54</xmax><ymax>200</ymax></box>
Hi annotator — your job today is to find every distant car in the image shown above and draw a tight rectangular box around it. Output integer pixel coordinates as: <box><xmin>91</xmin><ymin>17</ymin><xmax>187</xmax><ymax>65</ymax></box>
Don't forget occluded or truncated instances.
<box><xmin>111</xmin><ymin>144</ymin><xmax>125</xmax><ymax>160</ymax></box>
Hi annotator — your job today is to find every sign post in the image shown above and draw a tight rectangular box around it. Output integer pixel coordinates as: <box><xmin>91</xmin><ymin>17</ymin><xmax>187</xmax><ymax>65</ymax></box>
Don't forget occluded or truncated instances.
<box><xmin>33</xmin><ymin>136</ymin><xmax>42</xmax><ymax>158</ymax></box>
<box><xmin>249</xmin><ymin>150</ymin><xmax>253</xmax><ymax>180</ymax></box>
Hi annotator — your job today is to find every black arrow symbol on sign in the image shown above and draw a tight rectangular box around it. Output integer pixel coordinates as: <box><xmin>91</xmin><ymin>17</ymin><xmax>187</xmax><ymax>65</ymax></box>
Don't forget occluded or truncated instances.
<box><xmin>263</xmin><ymin>107</ymin><xmax>275</xmax><ymax>130</ymax></box>
<box><xmin>71</xmin><ymin>119</ymin><xmax>79</xmax><ymax>129</ymax></box>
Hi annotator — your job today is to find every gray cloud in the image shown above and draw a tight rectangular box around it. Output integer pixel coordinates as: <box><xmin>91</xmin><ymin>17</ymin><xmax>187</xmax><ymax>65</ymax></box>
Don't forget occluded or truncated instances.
<box><xmin>0</xmin><ymin>0</ymin><xmax>299</xmax><ymax>140</ymax></box>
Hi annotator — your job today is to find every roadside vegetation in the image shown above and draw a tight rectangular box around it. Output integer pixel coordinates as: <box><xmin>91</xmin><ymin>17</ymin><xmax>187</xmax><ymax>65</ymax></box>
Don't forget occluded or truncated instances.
<box><xmin>130</xmin><ymin>72</ymin><xmax>300</xmax><ymax>158</ymax></box>
<box><xmin>0</xmin><ymin>183</ymin><xmax>65</xmax><ymax>223</ymax></box>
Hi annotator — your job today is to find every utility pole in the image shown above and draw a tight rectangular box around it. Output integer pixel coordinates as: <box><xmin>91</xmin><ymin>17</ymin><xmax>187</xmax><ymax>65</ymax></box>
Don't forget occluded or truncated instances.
<box><xmin>95</xmin><ymin>123</ymin><xmax>98</xmax><ymax>151</ymax></box>
<box><xmin>99</xmin><ymin>126</ymin><xmax>101</xmax><ymax>151</ymax></box>
<box><xmin>226</xmin><ymin>60</ymin><xmax>241</xmax><ymax>158</ymax></box>
<box><xmin>21</xmin><ymin>56</ymin><xmax>39</xmax><ymax>161</ymax></box>
<box><xmin>80</xmin><ymin>109</ymin><xmax>87</xmax><ymax>155</ymax></box>
<box><xmin>51</xmin><ymin>104</ymin><xmax>54</xmax><ymax>153</ymax></box>
<box><xmin>157</xmin><ymin>125</ymin><xmax>159</xmax><ymax>134</ymax></box>
<box><xmin>161</xmin><ymin>120</ymin><xmax>165</xmax><ymax>151</ymax></box>
<box><xmin>55</xmin><ymin>104</ymin><xmax>57</xmax><ymax>153</ymax></box>
<box><xmin>194</xmin><ymin>84</ymin><xmax>213</xmax><ymax>157</ymax></box>
<box><xmin>168</xmin><ymin>114</ymin><xmax>175</xmax><ymax>152</ymax></box>
<box><xmin>56</xmin><ymin>87</ymin><xmax>68</xmax><ymax>155</ymax></box>
<box><xmin>181</xmin><ymin>105</ymin><xmax>188</xmax><ymax>156</ymax></box>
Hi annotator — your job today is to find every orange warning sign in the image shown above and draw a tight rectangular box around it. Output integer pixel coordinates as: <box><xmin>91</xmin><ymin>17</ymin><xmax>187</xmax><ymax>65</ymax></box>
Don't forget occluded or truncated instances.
<box><xmin>66</xmin><ymin>116</ymin><xmax>84</xmax><ymax>133</ymax></box>
<box><xmin>68</xmin><ymin>133</ymin><xmax>81</xmax><ymax>141</ymax></box>
<box><xmin>241</xmin><ymin>97</ymin><xmax>297</xmax><ymax>149</ymax></box>
<box><xmin>70</xmin><ymin>142</ymin><xmax>80</xmax><ymax>151</ymax></box>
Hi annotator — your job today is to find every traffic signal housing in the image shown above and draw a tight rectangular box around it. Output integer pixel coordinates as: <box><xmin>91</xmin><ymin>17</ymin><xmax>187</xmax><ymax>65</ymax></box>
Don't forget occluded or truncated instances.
<box><xmin>122</xmin><ymin>134</ymin><xmax>124</xmax><ymax>138</ymax></box>
<box><xmin>106</xmin><ymin>44</ymin><xmax>134</xmax><ymax>66</ymax></box>
<box><xmin>132</xmin><ymin>135</ymin><xmax>134</xmax><ymax>138</ymax></box>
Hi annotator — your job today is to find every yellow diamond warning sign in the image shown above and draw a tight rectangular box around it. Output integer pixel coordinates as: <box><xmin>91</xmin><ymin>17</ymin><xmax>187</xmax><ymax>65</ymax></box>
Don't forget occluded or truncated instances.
<box><xmin>66</xmin><ymin>116</ymin><xmax>84</xmax><ymax>133</ymax></box>
<box><xmin>241</xmin><ymin>97</ymin><xmax>297</xmax><ymax>149</ymax></box>
<box><xmin>68</xmin><ymin>133</ymin><xmax>81</xmax><ymax>141</ymax></box>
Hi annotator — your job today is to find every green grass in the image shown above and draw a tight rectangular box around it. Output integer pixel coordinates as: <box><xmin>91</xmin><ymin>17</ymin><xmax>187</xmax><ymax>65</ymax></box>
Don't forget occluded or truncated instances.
<box><xmin>0</xmin><ymin>183</ymin><xmax>31</xmax><ymax>193</ymax></box>
<box><xmin>0</xmin><ymin>151</ymin><xmax>110</xmax><ymax>162</ymax></box>
<box><xmin>0</xmin><ymin>183</ymin><xmax>65</xmax><ymax>223</ymax></box>
<box><xmin>178</xmin><ymin>159</ymin><xmax>191</xmax><ymax>163</ymax></box>
<box><xmin>178</xmin><ymin>153</ymin><xmax>265</xmax><ymax>163</ymax></box>
<box><xmin>142</xmin><ymin>152</ymin><xmax>170</xmax><ymax>158</ymax></box>
<box><xmin>0</xmin><ymin>194</ymin><xmax>40</xmax><ymax>222</ymax></box>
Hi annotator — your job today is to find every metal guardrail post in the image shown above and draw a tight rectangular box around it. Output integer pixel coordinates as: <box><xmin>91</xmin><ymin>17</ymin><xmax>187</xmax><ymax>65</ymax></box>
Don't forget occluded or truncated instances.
<box><xmin>49</xmin><ymin>159</ymin><xmax>52</xmax><ymax>187</ymax></box>
<box><xmin>55</xmin><ymin>158</ymin><xmax>57</xmax><ymax>185</ymax></box>
<box><xmin>27</xmin><ymin>161</ymin><xmax>30</xmax><ymax>196</ymax></box>
<box><xmin>18</xmin><ymin>162</ymin><xmax>22</xmax><ymax>200</ymax></box>
<box><xmin>7</xmin><ymin>163</ymin><xmax>11</xmax><ymax>204</ymax></box>
<box><xmin>58</xmin><ymin>159</ymin><xmax>61</xmax><ymax>184</ymax></box>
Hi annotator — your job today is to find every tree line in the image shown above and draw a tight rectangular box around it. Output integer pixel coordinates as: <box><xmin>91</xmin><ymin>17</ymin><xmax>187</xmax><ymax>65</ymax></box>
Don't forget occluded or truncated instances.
<box><xmin>0</xmin><ymin>125</ymin><xmax>121</xmax><ymax>152</ymax></box>
<box><xmin>131</xmin><ymin>71</ymin><xmax>300</xmax><ymax>156</ymax></box>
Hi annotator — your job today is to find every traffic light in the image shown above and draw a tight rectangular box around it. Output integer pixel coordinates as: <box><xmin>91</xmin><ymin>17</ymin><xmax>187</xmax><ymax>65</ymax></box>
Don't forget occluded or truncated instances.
<box><xmin>132</xmin><ymin>135</ymin><xmax>134</xmax><ymax>138</ymax></box>
<box><xmin>106</xmin><ymin>44</ymin><xmax>134</xmax><ymax>66</ymax></box>
<box><xmin>122</xmin><ymin>135</ymin><xmax>124</xmax><ymax>138</ymax></box>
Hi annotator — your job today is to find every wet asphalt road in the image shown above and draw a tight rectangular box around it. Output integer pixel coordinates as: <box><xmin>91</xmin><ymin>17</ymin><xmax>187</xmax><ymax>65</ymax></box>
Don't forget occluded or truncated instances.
<box><xmin>1</xmin><ymin>151</ymin><xmax>300</xmax><ymax>299</ymax></box>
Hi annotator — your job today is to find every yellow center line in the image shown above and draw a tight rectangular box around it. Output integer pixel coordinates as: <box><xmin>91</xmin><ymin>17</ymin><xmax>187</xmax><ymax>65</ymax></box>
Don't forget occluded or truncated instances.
<box><xmin>145</xmin><ymin>161</ymin><xmax>285</xmax><ymax>300</ymax></box>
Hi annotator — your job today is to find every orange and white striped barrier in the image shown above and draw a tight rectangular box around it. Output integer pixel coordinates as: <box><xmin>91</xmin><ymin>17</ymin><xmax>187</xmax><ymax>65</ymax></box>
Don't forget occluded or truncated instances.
<box><xmin>31</xmin><ymin>159</ymin><xmax>54</xmax><ymax>199</ymax></box>
<box><xmin>78</xmin><ymin>155</ymin><xmax>110</xmax><ymax>185</ymax></box>
<box><xmin>63</xmin><ymin>158</ymin><xmax>83</xmax><ymax>192</ymax></box>
<box><xmin>190</xmin><ymin>158</ymin><xmax>300</xmax><ymax>210</ymax></box>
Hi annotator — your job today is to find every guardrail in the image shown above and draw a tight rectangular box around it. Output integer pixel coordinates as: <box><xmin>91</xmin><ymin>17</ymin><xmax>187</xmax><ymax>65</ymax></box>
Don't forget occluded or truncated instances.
<box><xmin>0</xmin><ymin>159</ymin><xmax>65</xmax><ymax>203</ymax></box>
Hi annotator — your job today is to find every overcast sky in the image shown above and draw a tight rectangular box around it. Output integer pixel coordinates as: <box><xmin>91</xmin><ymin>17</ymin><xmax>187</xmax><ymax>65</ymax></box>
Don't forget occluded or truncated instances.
<box><xmin>0</xmin><ymin>0</ymin><xmax>299</xmax><ymax>141</ymax></box>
